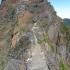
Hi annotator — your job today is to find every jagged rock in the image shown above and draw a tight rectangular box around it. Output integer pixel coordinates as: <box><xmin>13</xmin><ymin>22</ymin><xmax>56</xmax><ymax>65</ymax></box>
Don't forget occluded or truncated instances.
<box><xmin>33</xmin><ymin>15</ymin><xmax>39</xmax><ymax>23</ymax></box>
<box><xmin>11</xmin><ymin>0</ymin><xmax>19</xmax><ymax>4</ymax></box>
<box><xmin>15</xmin><ymin>2</ymin><xmax>25</xmax><ymax>15</ymax></box>
<box><xmin>60</xmin><ymin>45</ymin><xmax>66</xmax><ymax>63</ymax></box>
<box><xmin>0</xmin><ymin>6</ymin><xmax>17</xmax><ymax>24</ymax></box>
<box><xmin>48</xmin><ymin>25</ymin><xmax>58</xmax><ymax>41</ymax></box>
<box><xmin>26</xmin><ymin>0</ymin><xmax>48</xmax><ymax>14</ymax></box>
<box><xmin>67</xmin><ymin>42</ymin><xmax>70</xmax><ymax>52</ymax></box>
<box><xmin>10</xmin><ymin>32</ymin><xmax>33</xmax><ymax>58</ymax></box>
<box><xmin>67</xmin><ymin>53</ymin><xmax>70</xmax><ymax>68</ymax></box>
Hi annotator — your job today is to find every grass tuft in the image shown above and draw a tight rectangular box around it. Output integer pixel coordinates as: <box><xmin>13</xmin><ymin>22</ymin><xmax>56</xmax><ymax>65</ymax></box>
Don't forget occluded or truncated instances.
<box><xmin>59</xmin><ymin>61</ymin><xmax>69</xmax><ymax>70</ymax></box>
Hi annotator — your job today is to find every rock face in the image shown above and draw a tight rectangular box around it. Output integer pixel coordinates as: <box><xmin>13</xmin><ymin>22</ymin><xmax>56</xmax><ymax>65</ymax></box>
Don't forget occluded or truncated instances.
<box><xmin>48</xmin><ymin>25</ymin><xmax>58</xmax><ymax>41</ymax></box>
<box><xmin>0</xmin><ymin>0</ymin><xmax>70</xmax><ymax>70</ymax></box>
<box><xmin>15</xmin><ymin>2</ymin><xmax>25</xmax><ymax>15</ymax></box>
<box><xmin>33</xmin><ymin>16</ymin><xmax>39</xmax><ymax>23</ymax></box>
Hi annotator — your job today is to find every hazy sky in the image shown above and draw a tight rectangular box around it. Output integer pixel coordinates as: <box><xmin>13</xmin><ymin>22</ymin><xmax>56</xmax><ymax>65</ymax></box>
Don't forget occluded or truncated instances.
<box><xmin>0</xmin><ymin>0</ymin><xmax>1</xmax><ymax>4</ymax></box>
<box><xmin>48</xmin><ymin>0</ymin><xmax>70</xmax><ymax>18</ymax></box>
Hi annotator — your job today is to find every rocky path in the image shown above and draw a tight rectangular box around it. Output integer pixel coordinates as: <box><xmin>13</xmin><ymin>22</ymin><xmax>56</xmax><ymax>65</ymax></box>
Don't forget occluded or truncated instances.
<box><xmin>4</xmin><ymin>22</ymin><xmax>49</xmax><ymax>70</ymax></box>
<box><xmin>28</xmin><ymin>23</ymin><xmax>49</xmax><ymax>70</ymax></box>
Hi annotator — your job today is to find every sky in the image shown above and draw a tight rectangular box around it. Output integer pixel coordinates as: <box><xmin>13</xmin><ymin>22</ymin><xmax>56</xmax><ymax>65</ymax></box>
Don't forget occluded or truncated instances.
<box><xmin>0</xmin><ymin>0</ymin><xmax>1</xmax><ymax>4</ymax></box>
<box><xmin>48</xmin><ymin>0</ymin><xmax>70</xmax><ymax>19</ymax></box>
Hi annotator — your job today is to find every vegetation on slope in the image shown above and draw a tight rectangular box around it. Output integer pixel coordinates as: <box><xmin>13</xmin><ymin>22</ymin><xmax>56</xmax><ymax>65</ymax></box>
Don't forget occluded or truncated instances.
<box><xmin>60</xmin><ymin>22</ymin><xmax>70</xmax><ymax>44</ymax></box>
<box><xmin>59</xmin><ymin>61</ymin><xmax>69</xmax><ymax>70</ymax></box>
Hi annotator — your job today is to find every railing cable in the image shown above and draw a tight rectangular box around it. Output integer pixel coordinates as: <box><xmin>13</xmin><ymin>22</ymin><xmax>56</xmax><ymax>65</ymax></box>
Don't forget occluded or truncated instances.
<box><xmin>4</xmin><ymin>49</ymin><xmax>23</xmax><ymax>70</ymax></box>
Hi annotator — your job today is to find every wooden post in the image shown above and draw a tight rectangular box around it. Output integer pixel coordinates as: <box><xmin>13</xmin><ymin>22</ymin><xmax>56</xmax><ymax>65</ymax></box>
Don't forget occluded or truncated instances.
<box><xmin>54</xmin><ymin>46</ymin><xmax>58</xmax><ymax>70</ymax></box>
<box><xmin>22</xmin><ymin>52</ymin><xmax>25</xmax><ymax>70</ymax></box>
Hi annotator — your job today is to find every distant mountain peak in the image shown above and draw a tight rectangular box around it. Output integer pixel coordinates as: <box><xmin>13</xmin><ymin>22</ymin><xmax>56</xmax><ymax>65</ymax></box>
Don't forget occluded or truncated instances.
<box><xmin>63</xmin><ymin>18</ymin><xmax>70</xmax><ymax>26</ymax></box>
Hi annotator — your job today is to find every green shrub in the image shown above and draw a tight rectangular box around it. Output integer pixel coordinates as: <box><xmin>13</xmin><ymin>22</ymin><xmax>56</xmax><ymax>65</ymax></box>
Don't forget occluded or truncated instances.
<box><xmin>1</xmin><ymin>37</ymin><xmax>12</xmax><ymax>70</ymax></box>
<box><xmin>37</xmin><ymin>38</ymin><xmax>42</xmax><ymax>44</ymax></box>
<box><xmin>59</xmin><ymin>61</ymin><xmax>69</xmax><ymax>70</ymax></box>
<box><xmin>37</xmin><ymin>41</ymin><xmax>42</xmax><ymax>44</ymax></box>
<box><xmin>15</xmin><ymin>18</ymin><xmax>18</xmax><ymax>26</ymax></box>
<box><xmin>52</xmin><ymin>11</ymin><xmax>57</xmax><ymax>15</ymax></box>
<box><xmin>60</xmin><ymin>22</ymin><xmax>70</xmax><ymax>43</ymax></box>
<box><xmin>1</xmin><ymin>61</ymin><xmax>5</xmax><ymax>66</ymax></box>
<box><xmin>60</xmin><ymin>22</ymin><xmax>68</xmax><ymax>33</ymax></box>
<box><xmin>49</xmin><ymin>43</ymin><xmax>55</xmax><ymax>52</ymax></box>
<box><xmin>19</xmin><ymin>28</ymin><xmax>26</xmax><ymax>37</ymax></box>
<box><xmin>43</xmin><ymin>32</ymin><xmax>48</xmax><ymax>42</ymax></box>
<box><xmin>0</xmin><ymin>60</ymin><xmax>6</xmax><ymax>70</ymax></box>
<box><xmin>1</xmin><ymin>27</ymin><xmax>6</xmax><ymax>31</ymax></box>
<box><xmin>6</xmin><ymin>6</ymin><xmax>14</xmax><ymax>15</ymax></box>
<box><xmin>24</xmin><ymin>1</ymin><xmax>28</xmax><ymax>5</ymax></box>
<box><xmin>42</xmin><ymin>21</ymin><xmax>48</xmax><ymax>25</ymax></box>
<box><xmin>10</xmin><ymin>31</ymin><xmax>14</xmax><ymax>38</ymax></box>
<box><xmin>30</xmin><ymin>16</ymin><xmax>34</xmax><ymax>22</ymax></box>
<box><xmin>44</xmin><ymin>38</ymin><xmax>48</xmax><ymax>42</ymax></box>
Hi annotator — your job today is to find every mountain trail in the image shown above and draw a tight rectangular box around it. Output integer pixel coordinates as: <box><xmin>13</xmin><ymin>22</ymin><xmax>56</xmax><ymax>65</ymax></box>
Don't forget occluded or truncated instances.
<box><xmin>27</xmin><ymin>23</ymin><xmax>49</xmax><ymax>70</ymax></box>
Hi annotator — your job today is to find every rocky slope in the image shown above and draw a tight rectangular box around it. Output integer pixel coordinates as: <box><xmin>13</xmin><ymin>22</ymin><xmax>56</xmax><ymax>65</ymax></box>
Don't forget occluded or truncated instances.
<box><xmin>0</xmin><ymin>0</ymin><xmax>70</xmax><ymax>70</ymax></box>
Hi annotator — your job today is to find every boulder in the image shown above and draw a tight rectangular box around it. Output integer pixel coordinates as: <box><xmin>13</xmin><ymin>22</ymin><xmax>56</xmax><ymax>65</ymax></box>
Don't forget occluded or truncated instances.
<box><xmin>33</xmin><ymin>16</ymin><xmax>39</xmax><ymax>23</ymax></box>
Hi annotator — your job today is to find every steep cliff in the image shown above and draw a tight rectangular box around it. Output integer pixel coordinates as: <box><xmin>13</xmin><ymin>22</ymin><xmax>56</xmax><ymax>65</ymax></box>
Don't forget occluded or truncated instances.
<box><xmin>0</xmin><ymin>0</ymin><xmax>70</xmax><ymax>70</ymax></box>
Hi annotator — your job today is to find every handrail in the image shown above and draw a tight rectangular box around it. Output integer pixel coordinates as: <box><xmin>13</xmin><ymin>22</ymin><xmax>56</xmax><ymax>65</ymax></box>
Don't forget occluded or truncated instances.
<box><xmin>4</xmin><ymin>49</ymin><xmax>23</xmax><ymax>70</ymax></box>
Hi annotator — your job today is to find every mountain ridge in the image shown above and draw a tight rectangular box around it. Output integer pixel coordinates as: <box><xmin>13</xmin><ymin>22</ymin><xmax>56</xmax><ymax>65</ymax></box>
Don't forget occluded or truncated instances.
<box><xmin>0</xmin><ymin>0</ymin><xmax>70</xmax><ymax>70</ymax></box>
<box><xmin>63</xmin><ymin>18</ymin><xmax>70</xmax><ymax>26</ymax></box>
